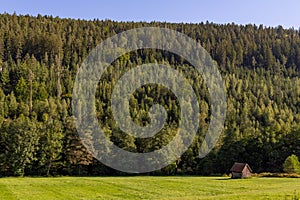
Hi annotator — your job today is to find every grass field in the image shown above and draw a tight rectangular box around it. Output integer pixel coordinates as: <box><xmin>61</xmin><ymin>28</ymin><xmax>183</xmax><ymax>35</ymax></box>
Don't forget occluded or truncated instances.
<box><xmin>0</xmin><ymin>176</ymin><xmax>299</xmax><ymax>199</ymax></box>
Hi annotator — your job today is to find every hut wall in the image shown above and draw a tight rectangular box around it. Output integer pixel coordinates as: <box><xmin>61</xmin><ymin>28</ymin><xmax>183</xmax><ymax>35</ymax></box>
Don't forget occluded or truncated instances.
<box><xmin>232</xmin><ymin>172</ymin><xmax>242</xmax><ymax>178</ymax></box>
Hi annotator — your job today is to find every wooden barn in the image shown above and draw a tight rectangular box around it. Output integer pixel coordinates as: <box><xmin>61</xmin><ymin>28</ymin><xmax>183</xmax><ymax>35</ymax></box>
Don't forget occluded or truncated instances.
<box><xmin>230</xmin><ymin>162</ymin><xmax>252</xmax><ymax>178</ymax></box>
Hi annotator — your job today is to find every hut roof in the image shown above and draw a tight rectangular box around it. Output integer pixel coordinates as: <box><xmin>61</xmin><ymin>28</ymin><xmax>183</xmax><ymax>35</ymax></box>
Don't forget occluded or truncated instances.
<box><xmin>230</xmin><ymin>163</ymin><xmax>252</xmax><ymax>173</ymax></box>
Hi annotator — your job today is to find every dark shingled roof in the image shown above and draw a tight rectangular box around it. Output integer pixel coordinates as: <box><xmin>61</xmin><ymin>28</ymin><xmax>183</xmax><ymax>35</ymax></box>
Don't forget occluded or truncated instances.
<box><xmin>230</xmin><ymin>163</ymin><xmax>252</xmax><ymax>173</ymax></box>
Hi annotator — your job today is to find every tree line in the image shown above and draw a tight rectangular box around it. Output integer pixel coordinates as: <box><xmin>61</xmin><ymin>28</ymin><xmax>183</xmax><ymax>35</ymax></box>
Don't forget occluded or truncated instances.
<box><xmin>0</xmin><ymin>13</ymin><xmax>299</xmax><ymax>176</ymax></box>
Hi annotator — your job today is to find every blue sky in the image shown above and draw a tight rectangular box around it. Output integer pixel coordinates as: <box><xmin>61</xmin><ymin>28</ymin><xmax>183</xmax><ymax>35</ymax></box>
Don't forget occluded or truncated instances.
<box><xmin>0</xmin><ymin>0</ymin><xmax>299</xmax><ymax>28</ymax></box>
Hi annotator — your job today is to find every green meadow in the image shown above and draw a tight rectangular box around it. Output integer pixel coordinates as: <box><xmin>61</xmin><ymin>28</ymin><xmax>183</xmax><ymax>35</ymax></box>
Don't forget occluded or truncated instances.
<box><xmin>0</xmin><ymin>176</ymin><xmax>299</xmax><ymax>199</ymax></box>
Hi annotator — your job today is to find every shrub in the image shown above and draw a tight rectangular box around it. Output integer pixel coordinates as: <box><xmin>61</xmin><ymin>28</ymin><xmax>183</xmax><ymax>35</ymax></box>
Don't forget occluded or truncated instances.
<box><xmin>283</xmin><ymin>155</ymin><xmax>300</xmax><ymax>174</ymax></box>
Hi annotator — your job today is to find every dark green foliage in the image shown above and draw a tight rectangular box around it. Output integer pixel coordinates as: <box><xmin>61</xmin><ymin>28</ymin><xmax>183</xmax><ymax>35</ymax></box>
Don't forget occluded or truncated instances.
<box><xmin>0</xmin><ymin>13</ymin><xmax>299</xmax><ymax>176</ymax></box>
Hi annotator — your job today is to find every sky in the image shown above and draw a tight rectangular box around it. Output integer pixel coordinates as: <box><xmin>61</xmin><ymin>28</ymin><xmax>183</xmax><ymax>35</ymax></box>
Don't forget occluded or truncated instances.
<box><xmin>0</xmin><ymin>0</ymin><xmax>300</xmax><ymax>29</ymax></box>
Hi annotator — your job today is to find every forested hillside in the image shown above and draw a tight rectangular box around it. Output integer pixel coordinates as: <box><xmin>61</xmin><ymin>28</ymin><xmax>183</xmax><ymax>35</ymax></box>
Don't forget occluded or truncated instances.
<box><xmin>0</xmin><ymin>13</ymin><xmax>299</xmax><ymax>176</ymax></box>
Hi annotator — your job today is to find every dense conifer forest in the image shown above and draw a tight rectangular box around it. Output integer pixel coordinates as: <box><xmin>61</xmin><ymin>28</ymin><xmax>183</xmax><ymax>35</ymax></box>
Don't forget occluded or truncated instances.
<box><xmin>0</xmin><ymin>13</ymin><xmax>299</xmax><ymax>176</ymax></box>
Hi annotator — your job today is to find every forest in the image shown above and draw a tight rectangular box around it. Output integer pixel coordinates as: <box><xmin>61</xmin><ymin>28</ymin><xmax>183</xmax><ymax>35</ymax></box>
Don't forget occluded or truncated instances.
<box><xmin>0</xmin><ymin>13</ymin><xmax>299</xmax><ymax>176</ymax></box>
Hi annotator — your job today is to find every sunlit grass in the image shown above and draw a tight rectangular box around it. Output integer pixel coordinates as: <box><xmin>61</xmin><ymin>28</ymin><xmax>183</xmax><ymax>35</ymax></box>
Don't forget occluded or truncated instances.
<box><xmin>0</xmin><ymin>176</ymin><xmax>299</xmax><ymax>199</ymax></box>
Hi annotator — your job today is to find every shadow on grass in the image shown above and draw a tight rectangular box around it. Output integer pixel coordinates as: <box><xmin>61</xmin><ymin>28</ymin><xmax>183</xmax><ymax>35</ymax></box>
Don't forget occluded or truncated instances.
<box><xmin>214</xmin><ymin>178</ymin><xmax>232</xmax><ymax>181</ymax></box>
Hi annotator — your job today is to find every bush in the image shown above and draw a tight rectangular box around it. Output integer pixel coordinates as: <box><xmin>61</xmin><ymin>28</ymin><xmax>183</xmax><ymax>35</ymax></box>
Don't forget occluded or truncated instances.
<box><xmin>283</xmin><ymin>155</ymin><xmax>300</xmax><ymax>174</ymax></box>
<box><xmin>257</xmin><ymin>172</ymin><xmax>300</xmax><ymax>178</ymax></box>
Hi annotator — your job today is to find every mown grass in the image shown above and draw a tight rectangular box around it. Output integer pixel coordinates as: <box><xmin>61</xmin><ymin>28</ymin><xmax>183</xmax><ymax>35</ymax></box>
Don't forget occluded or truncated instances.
<box><xmin>0</xmin><ymin>176</ymin><xmax>299</xmax><ymax>199</ymax></box>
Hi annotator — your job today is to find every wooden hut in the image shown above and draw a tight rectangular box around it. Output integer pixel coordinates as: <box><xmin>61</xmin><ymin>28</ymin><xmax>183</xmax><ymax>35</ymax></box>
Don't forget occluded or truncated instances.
<box><xmin>230</xmin><ymin>162</ymin><xmax>252</xmax><ymax>178</ymax></box>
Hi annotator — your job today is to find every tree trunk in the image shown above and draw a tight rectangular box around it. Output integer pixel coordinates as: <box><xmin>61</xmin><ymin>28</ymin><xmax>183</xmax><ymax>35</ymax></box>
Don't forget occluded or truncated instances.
<box><xmin>46</xmin><ymin>161</ymin><xmax>52</xmax><ymax>176</ymax></box>
<box><xmin>29</xmin><ymin>69</ymin><xmax>33</xmax><ymax>114</ymax></box>
<box><xmin>56</xmin><ymin>54</ymin><xmax>61</xmax><ymax>99</ymax></box>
